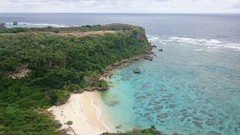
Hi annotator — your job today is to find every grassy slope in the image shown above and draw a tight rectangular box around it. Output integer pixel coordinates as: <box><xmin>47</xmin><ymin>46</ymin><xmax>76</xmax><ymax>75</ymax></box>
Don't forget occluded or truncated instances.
<box><xmin>0</xmin><ymin>24</ymin><xmax>150</xmax><ymax>135</ymax></box>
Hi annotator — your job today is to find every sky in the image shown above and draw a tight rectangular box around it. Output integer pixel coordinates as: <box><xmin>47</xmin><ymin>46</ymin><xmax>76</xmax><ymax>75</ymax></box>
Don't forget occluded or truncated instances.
<box><xmin>0</xmin><ymin>0</ymin><xmax>240</xmax><ymax>13</ymax></box>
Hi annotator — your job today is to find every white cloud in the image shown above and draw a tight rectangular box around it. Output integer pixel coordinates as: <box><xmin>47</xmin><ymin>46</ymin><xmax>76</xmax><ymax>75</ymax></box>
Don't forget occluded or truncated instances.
<box><xmin>0</xmin><ymin>0</ymin><xmax>239</xmax><ymax>13</ymax></box>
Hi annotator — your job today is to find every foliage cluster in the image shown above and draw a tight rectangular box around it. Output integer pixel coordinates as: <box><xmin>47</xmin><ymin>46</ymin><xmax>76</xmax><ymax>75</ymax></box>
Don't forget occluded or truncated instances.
<box><xmin>0</xmin><ymin>23</ymin><xmax>144</xmax><ymax>33</ymax></box>
<box><xmin>101</xmin><ymin>125</ymin><xmax>163</xmax><ymax>135</ymax></box>
<box><xmin>101</xmin><ymin>128</ymin><xmax>157</xmax><ymax>135</ymax></box>
<box><xmin>0</xmin><ymin>24</ymin><xmax>149</xmax><ymax>134</ymax></box>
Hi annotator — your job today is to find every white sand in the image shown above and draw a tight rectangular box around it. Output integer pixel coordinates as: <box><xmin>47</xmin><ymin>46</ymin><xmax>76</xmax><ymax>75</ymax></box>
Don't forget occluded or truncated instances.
<box><xmin>48</xmin><ymin>91</ymin><xmax>112</xmax><ymax>135</ymax></box>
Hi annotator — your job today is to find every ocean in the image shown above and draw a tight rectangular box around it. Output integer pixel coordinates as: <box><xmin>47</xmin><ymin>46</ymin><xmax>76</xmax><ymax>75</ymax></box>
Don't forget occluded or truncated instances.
<box><xmin>1</xmin><ymin>13</ymin><xmax>240</xmax><ymax>135</ymax></box>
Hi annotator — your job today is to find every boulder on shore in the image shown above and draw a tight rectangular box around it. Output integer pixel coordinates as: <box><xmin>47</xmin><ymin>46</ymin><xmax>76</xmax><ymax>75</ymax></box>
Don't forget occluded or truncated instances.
<box><xmin>152</xmin><ymin>45</ymin><xmax>157</xmax><ymax>48</ymax></box>
<box><xmin>148</xmin><ymin>56</ymin><xmax>153</xmax><ymax>61</ymax></box>
<box><xmin>158</xmin><ymin>49</ymin><xmax>163</xmax><ymax>52</ymax></box>
<box><xmin>133</xmin><ymin>68</ymin><xmax>141</xmax><ymax>73</ymax></box>
<box><xmin>144</xmin><ymin>56</ymin><xmax>153</xmax><ymax>61</ymax></box>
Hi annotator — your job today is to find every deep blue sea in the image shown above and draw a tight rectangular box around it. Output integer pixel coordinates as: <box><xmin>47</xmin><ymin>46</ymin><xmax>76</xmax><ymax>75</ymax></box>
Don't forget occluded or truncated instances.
<box><xmin>1</xmin><ymin>13</ymin><xmax>240</xmax><ymax>135</ymax></box>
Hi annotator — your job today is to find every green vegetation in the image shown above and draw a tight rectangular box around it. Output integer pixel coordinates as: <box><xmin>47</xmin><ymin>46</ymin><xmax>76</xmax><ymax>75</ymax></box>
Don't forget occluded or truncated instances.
<box><xmin>0</xmin><ymin>24</ymin><xmax>150</xmax><ymax>134</ymax></box>
<box><xmin>172</xmin><ymin>132</ymin><xmax>178</xmax><ymax>135</ymax></box>
<box><xmin>66</xmin><ymin>121</ymin><xmax>73</xmax><ymax>125</ymax></box>
<box><xmin>115</xmin><ymin>124</ymin><xmax>122</xmax><ymax>129</ymax></box>
<box><xmin>101</xmin><ymin>126</ymin><xmax>162</xmax><ymax>135</ymax></box>
<box><xmin>101</xmin><ymin>129</ymin><xmax>155</xmax><ymax>135</ymax></box>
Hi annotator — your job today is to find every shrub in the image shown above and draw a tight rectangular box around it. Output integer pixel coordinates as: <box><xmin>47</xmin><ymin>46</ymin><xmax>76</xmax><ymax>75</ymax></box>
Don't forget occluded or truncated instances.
<box><xmin>66</xmin><ymin>121</ymin><xmax>73</xmax><ymax>125</ymax></box>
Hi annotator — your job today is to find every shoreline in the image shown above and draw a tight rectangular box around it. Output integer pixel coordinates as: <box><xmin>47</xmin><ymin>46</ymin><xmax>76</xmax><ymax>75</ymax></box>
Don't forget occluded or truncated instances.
<box><xmin>48</xmin><ymin>91</ymin><xmax>113</xmax><ymax>135</ymax></box>
<box><xmin>48</xmin><ymin>46</ymin><xmax>154</xmax><ymax>135</ymax></box>
<box><xmin>83</xmin><ymin>47</ymin><xmax>154</xmax><ymax>92</ymax></box>
<box><xmin>101</xmin><ymin>49</ymin><xmax>153</xmax><ymax>79</ymax></box>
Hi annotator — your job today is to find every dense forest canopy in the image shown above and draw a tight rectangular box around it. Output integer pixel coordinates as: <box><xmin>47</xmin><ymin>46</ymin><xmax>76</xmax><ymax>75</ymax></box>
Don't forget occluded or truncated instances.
<box><xmin>0</xmin><ymin>24</ymin><xmax>150</xmax><ymax>134</ymax></box>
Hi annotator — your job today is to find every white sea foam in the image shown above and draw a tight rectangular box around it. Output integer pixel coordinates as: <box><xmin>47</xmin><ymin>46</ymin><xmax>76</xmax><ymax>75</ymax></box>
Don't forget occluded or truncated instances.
<box><xmin>147</xmin><ymin>35</ymin><xmax>160</xmax><ymax>42</ymax></box>
<box><xmin>224</xmin><ymin>43</ymin><xmax>240</xmax><ymax>50</ymax></box>
<box><xmin>169</xmin><ymin>37</ymin><xmax>222</xmax><ymax>45</ymax></box>
<box><xmin>5</xmin><ymin>22</ymin><xmax>68</xmax><ymax>28</ymax></box>
<box><xmin>194</xmin><ymin>49</ymin><xmax>203</xmax><ymax>52</ymax></box>
<box><xmin>148</xmin><ymin>35</ymin><xmax>240</xmax><ymax>51</ymax></box>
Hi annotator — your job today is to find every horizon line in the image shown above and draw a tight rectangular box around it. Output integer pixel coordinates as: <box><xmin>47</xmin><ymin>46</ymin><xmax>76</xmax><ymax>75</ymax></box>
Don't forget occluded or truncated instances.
<box><xmin>0</xmin><ymin>12</ymin><xmax>240</xmax><ymax>14</ymax></box>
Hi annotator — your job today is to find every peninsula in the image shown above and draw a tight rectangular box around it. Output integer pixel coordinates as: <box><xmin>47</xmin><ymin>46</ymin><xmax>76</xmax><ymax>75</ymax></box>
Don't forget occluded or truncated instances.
<box><xmin>0</xmin><ymin>24</ymin><xmax>153</xmax><ymax>135</ymax></box>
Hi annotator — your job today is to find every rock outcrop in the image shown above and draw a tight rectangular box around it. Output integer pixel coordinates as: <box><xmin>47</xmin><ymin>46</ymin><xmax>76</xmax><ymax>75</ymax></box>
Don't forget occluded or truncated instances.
<box><xmin>83</xmin><ymin>76</ymin><xmax>98</xmax><ymax>84</ymax></box>
<box><xmin>8</xmin><ymin>63</ymin><xmax>31</xmax><ymax>79</ymax></box>
<box><xmin>133</xmin><ymin>68</ymin><xmax>141</xmax><ymax>73</ymax></box>
<box><xmin>83</xmin><ymin>86</ymin><xmax>109</xmax><ymax>92</ymax></box>
<box><xmin>13</xmin><ymin>22</ymin><xmax>18</xmax><ymax>25</ymax></box>
<box><xmin>152</xmin><ymin>45</ymin><xmax>157</xmax><ymax>48</ymax></box>
<box><xmin>144</xmin><ymin>56</ymin><xmax>153</xmax><ymax>61</ymax></box>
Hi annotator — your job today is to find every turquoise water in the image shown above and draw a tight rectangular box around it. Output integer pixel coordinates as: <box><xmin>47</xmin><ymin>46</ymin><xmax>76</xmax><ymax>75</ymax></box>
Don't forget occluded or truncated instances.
<box><xmin>100</xmin><ymin>36</ymin><xmax>240</xmax><ymax>135</ymax></box>
<box><xmin>1</xmin><ymin>13</ymin><xmax>240</xmax><ymax>135</ymax></box>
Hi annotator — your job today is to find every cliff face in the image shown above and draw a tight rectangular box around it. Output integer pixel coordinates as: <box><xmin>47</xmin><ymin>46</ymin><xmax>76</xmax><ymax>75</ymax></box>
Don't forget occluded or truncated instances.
<box><xmin>0</xmin><ymin>24</ymin><xmax>150</xmax><ymax>135</ymax></box>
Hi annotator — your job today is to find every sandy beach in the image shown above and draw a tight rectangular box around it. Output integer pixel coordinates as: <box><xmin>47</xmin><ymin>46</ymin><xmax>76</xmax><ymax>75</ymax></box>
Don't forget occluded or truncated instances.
<box><xmin>48</xmin><ymin>91</ymin><xmax>112</xmax><ymax>135</ymax></box>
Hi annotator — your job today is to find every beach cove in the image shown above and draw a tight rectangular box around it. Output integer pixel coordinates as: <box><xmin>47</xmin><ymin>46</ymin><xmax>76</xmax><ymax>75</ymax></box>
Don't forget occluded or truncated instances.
<box><xmin>48</xmin><ymin>91</ymin><xmax>112</xmax><ymax>135</ymax></box>
<box><xmin>47</xmin><ymin>35</ymin><xmax>240</xmax><ymax>135</ymax></box>
<box><xmin>47</xmin><ymin>49</ymin><xmax>154</xmax><ymax>135</ymax></box>
<box><xmin>1</xmin><ymin>14</ymin><xmax>240</xmax><ymax>135</ymax></box>
<box><xmin>0</xmin><ymin>23</ymin><xmax>151</xmax><ymax>134</ymax></box>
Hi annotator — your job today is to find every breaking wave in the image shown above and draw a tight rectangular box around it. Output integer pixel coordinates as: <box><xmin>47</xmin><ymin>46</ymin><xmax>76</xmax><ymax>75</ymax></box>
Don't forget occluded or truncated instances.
<box><xmin>147</xmin><ymin>35</ymin><xmax>240</xmax><ymax>51</ymax></box>
<box><xmin>4</xmin><ymin>22</ymin><xmax>68</xmax><ymax>28</ymax></box>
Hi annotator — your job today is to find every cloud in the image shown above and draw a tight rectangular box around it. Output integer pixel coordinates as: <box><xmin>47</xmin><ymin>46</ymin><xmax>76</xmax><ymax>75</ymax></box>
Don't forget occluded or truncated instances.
<box><xmin>232</xmin><ymin>3</ymin><xmax>240</xmax><ymax>9</ymax></box>
<box><xmin>0</xmin><ymin>0</ymin><xmax>239</xmax><ymax>13</ymax></box>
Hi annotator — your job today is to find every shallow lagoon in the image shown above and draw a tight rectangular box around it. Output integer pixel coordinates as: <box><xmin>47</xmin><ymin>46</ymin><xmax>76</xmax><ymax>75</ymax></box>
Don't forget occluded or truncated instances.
<box><xmin>100</xmin><ymin>36</ymin><xmax>240</xmax><ymax>135</ymax></box>
<box><xmin>1</xmin><ymin>13</ymin><xmax>240</xmax><ymax>135</ymax></box>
